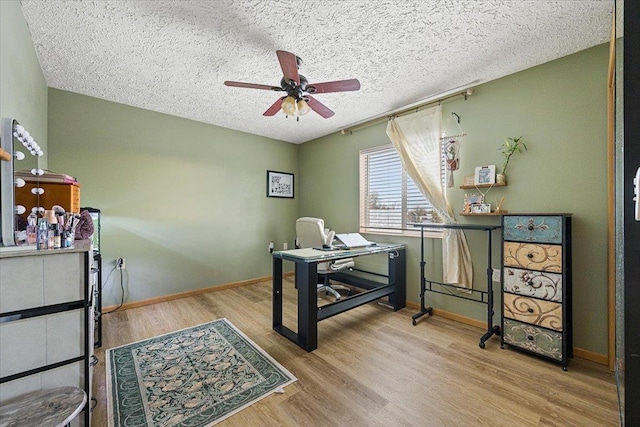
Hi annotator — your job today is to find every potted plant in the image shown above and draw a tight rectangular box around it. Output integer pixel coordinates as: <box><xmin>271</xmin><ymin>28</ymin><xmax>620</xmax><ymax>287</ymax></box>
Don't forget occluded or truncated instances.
<box><xmin>498</xmin><ymin>136</ymin><xmax>527</xmax><ymax>184</ymax></box>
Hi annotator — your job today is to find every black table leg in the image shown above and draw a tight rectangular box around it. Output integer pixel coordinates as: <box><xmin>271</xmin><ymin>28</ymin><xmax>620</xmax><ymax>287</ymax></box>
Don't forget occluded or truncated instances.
<box><xmin>296</xmin><ymin>262</ymin><xmax>318</xmax><ymax>351</ymax></box>
<box><xmin>388</xmin><ymin>248</ymin><xmax>406</xmax><ymax>311</ymax></box>
<box><xmin>479</xmin><ymin>228</ymin><xmax>500</xmax><ymax>348</ymax></box>
<box><xmin>272</xmin><ymin>257</ymin><xmax>283</xmax><ymax>330</ymax></box>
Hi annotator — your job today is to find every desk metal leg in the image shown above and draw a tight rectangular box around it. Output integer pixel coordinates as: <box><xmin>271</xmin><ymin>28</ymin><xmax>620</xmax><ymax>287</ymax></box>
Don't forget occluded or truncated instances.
<box><xmin>479</xmin><ymin>229</ymin><xmax>500</xmax><ymax>348</ymax></box>
<box><xmin>272</xmin><ymin>258</ymin><xmax>283</xmax><ymax>330</ymax></box>
<box><xmin>388</xmin><ymin>248</ymin><xmax>406</xmax><ymax>311</ymax></box>
<box><xmin>412</xmin><ymin>226</ymin><xmax>432</xmax><ymax>325</ymax></box>
<box><xmin>296</xmin><ymin>262</ymin><xmax>318</xmax><ymax>351</ymax></box>
<box><xmin>272</xmin><ymin>258</ymin><xmax>318</xmax><ymax>352</ymax></box>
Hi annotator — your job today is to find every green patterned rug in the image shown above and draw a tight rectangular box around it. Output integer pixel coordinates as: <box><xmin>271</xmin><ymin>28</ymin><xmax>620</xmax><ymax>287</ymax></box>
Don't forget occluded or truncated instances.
<box><xmin>106</xmin><ymin>318</ymin><xmax>297</xmax><ymax>427</ymax></box>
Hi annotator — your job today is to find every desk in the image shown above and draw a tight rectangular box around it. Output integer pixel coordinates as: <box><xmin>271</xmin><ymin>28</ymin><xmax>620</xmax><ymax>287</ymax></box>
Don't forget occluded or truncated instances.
<box><xmin>272</xmin><ymin>244</ymin><xmax>405</xmax><ymax>352</ymax></box>
<box><xmin>410</xmin><ymin>223</ymin><xmax>501</xmax><ymax>348</ymax></box>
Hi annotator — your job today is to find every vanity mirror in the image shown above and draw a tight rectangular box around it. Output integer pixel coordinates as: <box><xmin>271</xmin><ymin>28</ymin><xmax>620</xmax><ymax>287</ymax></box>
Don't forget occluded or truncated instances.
<box><xmin>0</xmin><ymin>118</ymin><xmax>44</xmax><ymax>246</ymax></box>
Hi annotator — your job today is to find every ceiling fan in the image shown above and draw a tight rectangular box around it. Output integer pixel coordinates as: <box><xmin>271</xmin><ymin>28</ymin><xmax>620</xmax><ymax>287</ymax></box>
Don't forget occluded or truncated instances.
<box><xmin>224</xmin><ymin>50</ymin><xmax>360</xmax><ymax>120</ymax></box>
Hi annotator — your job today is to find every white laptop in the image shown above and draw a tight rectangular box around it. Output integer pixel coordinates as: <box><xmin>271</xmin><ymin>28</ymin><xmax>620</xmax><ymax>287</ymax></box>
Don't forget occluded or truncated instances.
<box><xmin>335</xmin><ymin>233</ymin><xmax>373</xmax><ymax>249</ymax></box>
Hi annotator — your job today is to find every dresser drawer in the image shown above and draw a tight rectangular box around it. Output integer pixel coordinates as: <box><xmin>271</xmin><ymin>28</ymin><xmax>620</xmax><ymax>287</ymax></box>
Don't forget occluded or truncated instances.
<box><xmin>503</xmin><ymin>293</ymin><xmax>563</xmax><ymax>331</ymax></box>
<box><xmin>502</xmin><ymin>319</ymin><xmax>563</xmax><ymax>361</ymax></box>
<box><xmin>503</xmin><ymin>215</ymin><xmax>563</xmax><ymax>243</ymax></box>
<box><xmin>503</xmin><ymin>242</ymin><xmax>562</xmax><ymax>273</ymax></box>
<box><xmin>503</xmin><ymin>267</ymin><xmax>563</xmax><ymax>302</ymax></box>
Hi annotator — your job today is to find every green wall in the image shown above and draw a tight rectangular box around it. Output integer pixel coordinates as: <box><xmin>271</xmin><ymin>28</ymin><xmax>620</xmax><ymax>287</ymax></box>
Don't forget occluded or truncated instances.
<box><xmin>0</xmin><ymin>0</ymin><xmax>48</xmax><ymax>168</ymax></box>
<box><xmin>47</xmin><ymin>89</ymin><xmax>299</xmax><ymax>307</ymax></box>
<box><xmin>299</xmin><ymin>44</ymin><xmax>609</xmax><ymax>355</ymax></box>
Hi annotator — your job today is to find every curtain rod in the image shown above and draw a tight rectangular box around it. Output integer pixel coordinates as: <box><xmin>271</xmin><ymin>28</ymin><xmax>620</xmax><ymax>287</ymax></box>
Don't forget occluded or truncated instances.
<box><xmin>341</xmin><ymin>87</ymin><xmax>475</xmax><ymax>135</ymax></box>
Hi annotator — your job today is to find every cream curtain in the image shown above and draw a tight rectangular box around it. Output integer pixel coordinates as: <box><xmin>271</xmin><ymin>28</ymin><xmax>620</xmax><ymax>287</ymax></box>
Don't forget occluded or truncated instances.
<box><xmin>386</xmin><ymin>106</ymin><xmax>473</xmax><ymax>288</ymax></box>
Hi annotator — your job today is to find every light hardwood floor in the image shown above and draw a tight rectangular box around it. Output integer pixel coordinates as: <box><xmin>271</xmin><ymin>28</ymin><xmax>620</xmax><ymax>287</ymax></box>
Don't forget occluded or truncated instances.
<box><xmin>92</xmin><ymin>278</ymin><xmax>619</xmax><ymax>426</ymax></box>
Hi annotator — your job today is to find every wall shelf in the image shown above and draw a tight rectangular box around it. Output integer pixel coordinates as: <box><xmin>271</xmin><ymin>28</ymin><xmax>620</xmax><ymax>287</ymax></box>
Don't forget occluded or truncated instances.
<box><xmin>459</xmin><ymin>182</ymin><xmax>507</xmax><ymax>189</ymax></box>
<box><xmin>460</xmin><ymin>211</ymin><xmax>508</xmax><ymax>216</ymax></box>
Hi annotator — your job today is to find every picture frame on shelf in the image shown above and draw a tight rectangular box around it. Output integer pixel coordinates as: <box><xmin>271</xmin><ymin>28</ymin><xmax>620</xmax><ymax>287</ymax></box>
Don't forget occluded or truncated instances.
<box><xmin>474</xmin><ymin>165</ymin><xmax>496</xmax><ymax>185</ymax></box>
<box><xmin>471</xmin><ymin>203</ymin><xmax>492</xmax><ymax>214</ymax></box>
<box><xmin>267</xmin><ymin>170</ymin><xmax>294</xmax><ymax>198</ymax></box>
<box><xmin>463</xmin><ymin>193</ymin><xmax>484</xmax><ymax>213</ymax></box>
<box><xmin>463</xmin><ymin>175</ymin><xmax>475</xmax><ymax>186</ymax></box>
<box><xmin>465</xmin><ymin>193</ymin><xmax>484</xmax><ymax>205</ymax></box>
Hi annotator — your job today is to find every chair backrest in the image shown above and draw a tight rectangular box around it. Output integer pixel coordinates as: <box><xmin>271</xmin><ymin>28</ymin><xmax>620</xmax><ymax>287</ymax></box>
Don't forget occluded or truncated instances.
<box><xmin>296</xmin><ymin>217</ymin><xmax>329</xmax><ymax>248</ymax></box>
<box><xmin>296</xmin><ymin>217</ymin><xmax>353</xmax><ymax>274</ymax></box>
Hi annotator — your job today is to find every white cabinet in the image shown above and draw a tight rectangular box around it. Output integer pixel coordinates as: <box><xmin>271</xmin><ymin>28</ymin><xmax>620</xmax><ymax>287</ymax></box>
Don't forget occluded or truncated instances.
<box><xmin>0</xmin><ymin>243</ymin><xmax>94</xmax><ymax>426</ymax></box>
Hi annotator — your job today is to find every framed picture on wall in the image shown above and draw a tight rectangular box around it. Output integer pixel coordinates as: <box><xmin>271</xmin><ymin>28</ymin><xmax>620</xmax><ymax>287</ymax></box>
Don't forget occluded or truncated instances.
<box><xmin>267</xmin><ymin>170</ymin><xmax>294</xmax><ymax>198</ymax></box>
<box><xmin>474</xmin><ymin>165</ymin><xmax>496</xmax><ymax>185</ymax></box>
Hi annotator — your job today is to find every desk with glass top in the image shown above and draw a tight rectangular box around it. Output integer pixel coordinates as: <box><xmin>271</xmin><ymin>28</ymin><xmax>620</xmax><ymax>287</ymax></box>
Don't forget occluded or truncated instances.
<box><xmin>272</xmin><ymin>244</ymin><xmax>406</xmax><ymax>352</ymax></box>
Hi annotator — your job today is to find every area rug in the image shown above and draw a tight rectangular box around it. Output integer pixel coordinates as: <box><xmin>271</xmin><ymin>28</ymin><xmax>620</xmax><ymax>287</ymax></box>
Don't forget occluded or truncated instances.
<box><xmin>106</xmin><ymin>318</ymin><xmax>296</xmax><ymax>427</ymax></box>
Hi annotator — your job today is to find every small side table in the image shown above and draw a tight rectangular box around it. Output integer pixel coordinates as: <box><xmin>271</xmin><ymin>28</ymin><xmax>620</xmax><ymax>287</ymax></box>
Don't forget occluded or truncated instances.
<box><xmin>0</xmin><ymin>386</ymin><xmax>86</xmax><ymax>427</ymax></box>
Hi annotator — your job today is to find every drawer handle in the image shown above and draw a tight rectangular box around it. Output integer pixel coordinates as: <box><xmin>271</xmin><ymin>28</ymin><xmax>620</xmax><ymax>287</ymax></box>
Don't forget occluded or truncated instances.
<box><xmin>527</xmin><ymin>224</ymin><xmax>534</xmax><ymax>231</ymax></box>
<box><xmin>527</xmin><ymin>253</ymin><xmax>534</xmax><ymax>259</ymax></box>
<box><xmin>527</xmin><ymin>308</ymin><xmax>534</xmax><ymax>313</ymax></box>
<box><xmin>527</xmin><ymin>280</ymin><xmax>534</xmax><ymax>286</ymax></box>
<box><xmin>527</xmin><ymin>335</ymin><xmax>534</xmax><ymax>341</ymax></box>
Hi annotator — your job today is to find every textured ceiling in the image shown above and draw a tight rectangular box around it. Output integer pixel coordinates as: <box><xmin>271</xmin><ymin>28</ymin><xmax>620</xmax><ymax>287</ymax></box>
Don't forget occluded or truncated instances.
<box><xmin>20</xmin><ymin>0</ymin><xmax>613</xmax><ymax>144</ymax></box>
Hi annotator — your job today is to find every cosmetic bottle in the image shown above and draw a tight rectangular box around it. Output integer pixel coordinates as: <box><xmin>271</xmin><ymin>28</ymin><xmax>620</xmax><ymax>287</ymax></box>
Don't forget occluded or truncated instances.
<box><xmin>65</xmin><ymin>232</ymin><xmax>74</xmax><ymax>248</ymax></box>
<box><xmin>37</xmin><ymin>218</ymin><xmax>49</xmax><ymax>250</ymax></box>
<box><xmin>54</xmin><ymin>228</ymin><xmax>61</xmax><ymax>249</ymax></box>
<box><xmin>48</xmin><ymin>225</ymin><xmax>56</xmax><ymax>249</ymax></box>
<box><xmin>26</xmin><ymin>213</ymin><xmax>37</xmax><ymax>245</ymax></box>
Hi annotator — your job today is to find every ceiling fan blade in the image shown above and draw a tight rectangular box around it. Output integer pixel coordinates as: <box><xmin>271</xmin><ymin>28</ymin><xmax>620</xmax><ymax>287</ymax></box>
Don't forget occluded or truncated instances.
<box><xmin>306</xmin><ymin>95</ymin><xmax>335</xmax><ymax>118</ymax></box>
<box><xmin>263</xmin><ymin>97</ymin><xmax>285</xmax><ymax>116</ymax></box>
<box><xmin>224</xmin><ymin>81</ymin><xmax>281</xmax><ymax>91</ymax></box>
<box><xmin>276</xmin><ymin>50</ymin><xmax>300</xmax><ymax>86</ymax></box>
<box><xmin>306</xmin><ymin>79</ymin><xmax>361</xmax><ymax>94</ymax></box>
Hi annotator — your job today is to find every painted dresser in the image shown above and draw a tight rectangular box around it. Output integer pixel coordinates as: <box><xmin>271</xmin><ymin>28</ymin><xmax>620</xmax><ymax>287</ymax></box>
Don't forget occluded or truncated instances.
<box><xmin>0</xmin><ymin>241</ymin><xmax>95</xmax><ymax>426</ymax></box>
<box><xmin>500</xmin><ymin>214</ymin><xmax>573</xmax><ymax>370</ymax></box>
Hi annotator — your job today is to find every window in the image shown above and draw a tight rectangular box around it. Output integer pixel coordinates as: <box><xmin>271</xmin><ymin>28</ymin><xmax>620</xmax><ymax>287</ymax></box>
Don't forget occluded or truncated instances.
<box><xmin>359</xmin><ymin>145</ymin><xmax>441</xmax><ymax>236</ymax></box>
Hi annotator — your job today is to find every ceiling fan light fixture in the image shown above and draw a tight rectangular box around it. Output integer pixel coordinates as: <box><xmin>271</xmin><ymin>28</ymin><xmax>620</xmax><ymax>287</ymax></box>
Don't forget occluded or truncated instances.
<box><xmin>297</xmin><ymin>99</ymin><xmax>311</xmax><ymax>116</ymax></box>
<box><xmin>281</xmin><ymin>96</ymin><xmax>297</xmax><ymax>116</ymax></box>
<box><xmin>225</xmin><ymin>50</ymin><xmax>359</xmax><ymax>120</ymax></box>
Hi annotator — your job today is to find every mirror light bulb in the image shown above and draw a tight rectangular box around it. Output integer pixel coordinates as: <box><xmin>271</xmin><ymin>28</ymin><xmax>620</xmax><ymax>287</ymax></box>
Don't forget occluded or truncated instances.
<box><xmin>15</xmin><ymin>178</ymin><xmax>25</xmax><ymax>188</ymax></box>
<box><xmin>14</xmin><ymin>151</ymin><xmax>25</xmax><ymax>160</ymax></box>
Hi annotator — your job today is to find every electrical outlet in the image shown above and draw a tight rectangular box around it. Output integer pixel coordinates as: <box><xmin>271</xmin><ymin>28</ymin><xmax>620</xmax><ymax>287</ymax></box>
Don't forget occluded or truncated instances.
<box><xmin>117</xmin><ymin>257</ymin><xmax>126</xmax><ymax>270</ymax></box>
<box><xmin>492</xmin><ymin>268</ymin><xmax>500</xmax><ymax>282</ymax></box>
<box><xmin>283</xmin><ymin>242</ymin><xmax>288</xmax><ymax>250</ymax></box>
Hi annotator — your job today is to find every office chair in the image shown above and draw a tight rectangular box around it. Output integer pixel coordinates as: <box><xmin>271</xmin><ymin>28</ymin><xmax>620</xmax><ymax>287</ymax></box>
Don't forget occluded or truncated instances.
<box><xmin>295</xmin><ymin>217</ymin><xmax>354</xmax><ymax>300</ymax></box>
